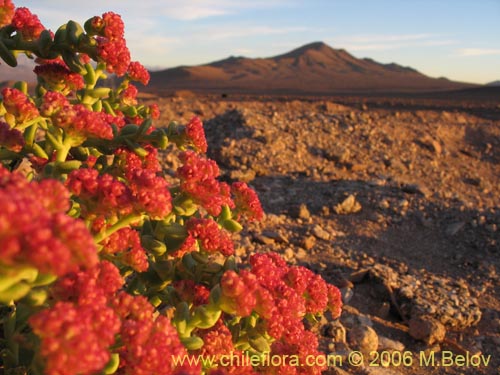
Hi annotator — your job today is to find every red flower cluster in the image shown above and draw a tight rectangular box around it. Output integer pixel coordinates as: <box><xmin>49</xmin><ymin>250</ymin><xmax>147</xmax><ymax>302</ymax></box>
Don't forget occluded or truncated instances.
<box><xmin>0</xmin><ymin>166</ymin><xmax>98</xmax><ymax>276</ymax></box>
<box><xmin>11</xmin><ymin>6</ymin><xmax>44</xmax><ymax>39</ymax></box>
<box><xmin>34</xmin><ymin>61</ymin><xmax>85</xmax><ymax>94</ymax></box>
<box><xmin>0</xmin><ymin>0</ymin><xmax>14</xmax><ymax>27</ymax></box>
<box><xmin>115</xmin><ymin>145</ymin><xmax>161</xmax><ymax>178</ymax></box>
<box><xmin>185</xmin><ymin>218</ymin><xmax>234</xmax><ymax>256</ymax></box>
<box><xmin>93</xmin><ymin>12</ymin><xmax>131</xmax><ymax>76</ymax></box>
<box><xmin>120</xmin><ymin>84</ymin><xmax>139</xmax><ymax>106</ymax></box>
<box><xmin>231</xmin><ymin>182</ymin><xmax>264</xmax><ymax>221</ymax></box>
<box><xmin>1</xmin><ymin>88</ymin><xmax>39</xmax><ymax>125</ymax></box>
<box><xmin>112</xmin><ymin>292</ymin><xmax>200</xmax><ymax>375</ymax></box>
<box><xmin>66</xmin><ymin>168</ymin><xmax>133</xmax><ymax>218</ymax></box>
<box><xmin>220</xmin><ymin>270</ymin><xmax>258</xmax><ymax>316</ymax></box>
<box><xmin>40</xmin><ymin>92</ymin><xmax>114</xmax><ymax>141</ymax></box>
<box><xmin>115</xmin><ymin>146</ymin><xmax>172</xmax><ymax>219</ymax></box>
<box><xmin>177</xmin><ymin>151</ymin><xmax>233</xmax><ymax>216</ymax></box>
<box><xmin>101</xmin><ymin>228</ymin><xmax>148</xmax><ymax>272</ymax></box>
<box><xmin>30</xmin><ymin>262</ymin><xmax>123</xmax><ymax>375</ymax></box>
<box><xmin>217</xmin><ymin>253</ymin><xmax>343</xmax><ymax>374</ymax></box>
<box><xmin>127</xmin><ymin>61</ymin><xmax>150</xmax><ymax>85</ymax></box>
<box><xmin>184</xmin><ymin>116</ymin><xmax>208</xmax><ymax>153</ymax></box>
<box><xmin>129</xmin><ymin>169</ymin><xmax>172</xmax><ymax>218</ymax></box>
<box><xmin>0</xmin><ymin>121</ymin><xmax>24</xmax><ymax>151</ymax></box>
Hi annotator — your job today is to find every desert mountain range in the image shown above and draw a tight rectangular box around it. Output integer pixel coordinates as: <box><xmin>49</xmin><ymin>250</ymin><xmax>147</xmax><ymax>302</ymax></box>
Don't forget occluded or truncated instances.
<box><xmin>148</xmin><ymin>42</ymin><xmax>478</xmax><ymax>95</ymax></box>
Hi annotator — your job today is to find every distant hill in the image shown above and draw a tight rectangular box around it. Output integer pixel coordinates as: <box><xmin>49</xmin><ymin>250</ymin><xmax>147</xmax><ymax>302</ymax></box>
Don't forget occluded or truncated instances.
<box><xmin>149</xmin><ymin>42</ymin><xmax>477</xmax><ymax>95</ymax></box>
<box><xmin>486</xmin><ymin>80</ymin><xmax>500</xmax><ymax>87</ymax></box>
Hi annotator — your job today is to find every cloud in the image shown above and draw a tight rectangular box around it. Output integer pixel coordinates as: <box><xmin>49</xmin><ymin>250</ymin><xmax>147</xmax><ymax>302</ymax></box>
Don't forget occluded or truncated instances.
<box><xmin>193</xmin><ymin>25</ymin><xmax>308</xmax><ymax>41</ymax></box>
<box><xmin>332</xmin><ymin>33</ymin><xmax>457</xmax><ymax>52</ymax></box>
<box><xmin>458</xmin><ymin>48</ymin><xmax>500</xmax><ymax>56</ymax></box>
<box><xmin>23</xmin><ymin>0</ymin><xmax>291</xmax><ymax>22</ymax></box>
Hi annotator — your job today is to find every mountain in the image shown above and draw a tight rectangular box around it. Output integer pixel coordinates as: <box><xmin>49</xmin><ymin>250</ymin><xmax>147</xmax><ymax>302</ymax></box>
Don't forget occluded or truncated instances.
<box><xmin>486</xmin><ymin>80</ymin><xmax>500</xmax><ymax>87</ymax></box>
<box><xmin>149</xmin><ymin>42</ymin><xmax>477</xmax><ymax>95</ymax></box>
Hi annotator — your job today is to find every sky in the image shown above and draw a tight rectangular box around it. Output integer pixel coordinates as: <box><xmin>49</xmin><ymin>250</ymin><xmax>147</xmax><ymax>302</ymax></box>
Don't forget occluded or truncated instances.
<box><xmin>11</xmin><ymin>0</ymin><xmax>500</xmax><ymax>84</ymax></box>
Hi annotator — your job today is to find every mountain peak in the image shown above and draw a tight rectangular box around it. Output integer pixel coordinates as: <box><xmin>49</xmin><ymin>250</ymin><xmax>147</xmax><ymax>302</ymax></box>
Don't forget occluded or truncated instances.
<box><xmin>149</xmin><ymin>41</ymin><xmax>477</xmax><ymax>94</ymax></box>
<box><xmin>277</xmin><ymin>41</ymin><xmax>335</xmax><ymax>59</ymax></box>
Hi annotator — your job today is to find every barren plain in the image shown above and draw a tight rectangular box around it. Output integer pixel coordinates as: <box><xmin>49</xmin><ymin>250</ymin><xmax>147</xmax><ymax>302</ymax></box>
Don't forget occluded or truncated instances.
<box><xmin>144</xmin><ymin>91</ymin><xmax>500</xmax><ymax>375</ymax></box>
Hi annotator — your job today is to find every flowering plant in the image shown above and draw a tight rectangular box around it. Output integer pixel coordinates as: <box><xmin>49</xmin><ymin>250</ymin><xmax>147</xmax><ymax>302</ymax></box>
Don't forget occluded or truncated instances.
<box><xmin>0</xmin><ymin>2</ymin><xmax>342</xmax><ymax>374</ymax></box>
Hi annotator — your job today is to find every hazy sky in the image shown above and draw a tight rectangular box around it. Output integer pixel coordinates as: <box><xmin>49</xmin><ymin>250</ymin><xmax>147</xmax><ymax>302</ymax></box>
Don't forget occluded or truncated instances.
<box><xmin>11</xmin><ymin>0</ymin><xmax>500</xmax><ymax>84</ymax></box>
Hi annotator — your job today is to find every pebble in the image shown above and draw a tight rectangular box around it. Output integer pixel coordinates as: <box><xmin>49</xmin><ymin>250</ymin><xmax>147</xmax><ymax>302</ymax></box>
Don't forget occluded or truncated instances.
<box><xmin>408</xmin><ymin>315</ymin><xmax>446</xmax><ymax>345</ymax></box>
<box><xmin>334</xmin><ymin>194</ymin><xmax>362</xmax><ymax>215</ymax></box>
<box><xmin>347</xmin><ymin>325</ymin><xmax>379</xmax><ymax>354</ymax></box>
<box><xmin>301</xmin><ymin>235</ymin><xmax>316</xmax><ymax>250</ymax></box>
<box><xmin>312</xmin><ymin>225</ymin><xmax>331</xmax><ymax>241</ymax></box>
<box><xmin>378</xmin><ymin>336</ymin><xmax>405</xmax><ymax>351</ymax></box>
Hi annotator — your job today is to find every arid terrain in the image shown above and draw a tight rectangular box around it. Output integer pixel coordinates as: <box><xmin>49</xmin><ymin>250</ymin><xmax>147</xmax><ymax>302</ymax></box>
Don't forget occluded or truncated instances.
<box><xmin>143</xmin><ymin>91</ymin><xmax>500</xmax><ymax>375</ymax></box>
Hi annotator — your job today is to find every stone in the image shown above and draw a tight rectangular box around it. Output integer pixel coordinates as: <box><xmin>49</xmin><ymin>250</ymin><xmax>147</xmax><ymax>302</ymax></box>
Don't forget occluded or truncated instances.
<box><xmin>378</xmin><ymin>336</ymin><xmax>405</xmax><ymax>351</ymax></box>
<box><xmin>334</xmin><ymin>194</ymin><xmax>362</xmax><ymax>215</ymax></box>
<box><xmin>261</xmin><ymin>230</ymin><xmax>288</xmax><ymax>244</ymax></box>
<box><xmin>302</xmin><ymin>235</ymin><xmax>316</xmax><ymax>250</ymax></box>
<box><xmin>347</xmin><ymin>324</ymin><xmax>379</xmax><ymax>354</ymax></box>
<box><xmin>323</xmin><ymin>321</ymin><xmax>347</xmax><ymax>343</ymax></box>
<box><xmin>312</xmin><ymin>225</ymin><xmax>331</xmax><ymax>241</ymax></box>
<box><xmin>408</xmin><ymin>315</ymin><xmax>446</xmax><ymax>345</ymax></box>
<box><xmin>298</xmin><ymin>203</ymin><xmax>311</xmax><ymax>220</ymax></box>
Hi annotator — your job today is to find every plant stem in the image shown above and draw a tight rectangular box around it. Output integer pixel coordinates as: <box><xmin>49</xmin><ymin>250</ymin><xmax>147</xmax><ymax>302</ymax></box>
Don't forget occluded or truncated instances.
<box><xmin>93</xmin><ymin>213</ymin><xmax>144</xmax><ymax>244</ymax></box>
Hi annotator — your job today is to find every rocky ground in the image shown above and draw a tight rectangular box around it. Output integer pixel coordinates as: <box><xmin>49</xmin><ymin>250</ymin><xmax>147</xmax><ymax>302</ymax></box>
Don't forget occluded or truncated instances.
<box><xmin>144</xmin><ymin>92</ymin><xmax>500</xmax><ymax>375</ymax></box>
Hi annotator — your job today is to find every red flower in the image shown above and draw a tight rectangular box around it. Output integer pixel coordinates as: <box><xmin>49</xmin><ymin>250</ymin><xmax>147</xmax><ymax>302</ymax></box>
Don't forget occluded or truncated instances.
<box><xmin>11</xmin><ymin>6</ymin><xmax>45</xmax><ymax>39</ymax></box>
<box><xmin>184</xmin><ymin>116</ymin><xmax>208</xmax><ymax>153</ymax></box>
<box><xmin>186</xmin><ymin>218</ymin><xmax>234</xmax><ymax>256</ymax></box>
<box><xmin>0</xmin><ymin>166</ymin><xmax>98</xmax><ymax>276</ymax></box>
<box><xmin>0</xmin><ymin>0</ymin><xmax>14</xmax><ymax>27</ymax></box>
<box><xmin>327</xmin><ymin>284</ymin><xmax>343</xmax><ymax>319</ymax></box>
<box><xmin>112</xmin><ymin>292</ymin><xmax>200</xmax><ymax>375</ymax></box>
<box><xmin>66</xmin><ymin>168</ymin><xmax>133</xmax><ymax>218</ymax></box>
<box><xmin>97</xmin><ymin>38</ymin><xmax>131</xmax><ymax>76</ymax></box>
<box><xmin>0</xmin><ymin>121</ymin><xmax>24</xmax><ymax>151</ymax></box>
<box><xmin>220</xmin><ymin>270</ymin><xmax>258</xmax><ymax>316</ymax></box>
<box><xmin>177</xmin><ymin>151</ymin><xmax>234</xmax><ymax>216</ymax></box>
<box><xmin>31</xmin><ymin>262</ymin><xmax>123</xmax><ymax>375</ymax></box>
<box><xmin>121</xmin><ymin>84</ymin><xmax>138</xmax><ymax>105</ymax></box>
<box><xmin>127</xmin><ymin>61</ymin><xmax>150</xmax><ymax>85</ymax></box>
<box><xmin>34</xmin><ymin>61</ymin><xmax>85</xmax><ymax>94</ymax></box>
<box><xmin>30</xmin><ymin>302</ymin><xmax>120</xmax><ymax>375</ymax></box>
<box><xmin>102</xmin><ymin>11</ymin><xmax>125</xmax><ymax>41</ymax></box>
<box><xmin>231</xmin><ymin>182</ymin><xmax>264</xmax><ymax>221</ymax></box>
<box><xmin>101</xmin><ymin>228</ymin><xmax>149</xmax><ymax>272</ymax></box>
<box><xmin>129</xmin><ymin>169</ymin><xmax>172</xmax><ymax>219</ymax></box>
<box><xmin>1</xmin><ymin>88</ymin><xmax>39</xmax><ymax>125</ymax></box>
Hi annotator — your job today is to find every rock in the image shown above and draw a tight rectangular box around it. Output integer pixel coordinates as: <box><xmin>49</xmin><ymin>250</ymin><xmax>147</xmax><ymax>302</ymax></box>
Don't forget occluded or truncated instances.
<box><xmin>295</xmin><ymin>248</ymin><xmax>308</xmax><ymax>260</ymax></box>
<box><xmin>301</xmin><ymin>235</ymin><xmax>316</xmax><ymax>250</ymax></box>
<box><xmin>347</xmin><ymin>325</ymin><xmax>379</xmax><ymax>354</ymax></box>
<box><xmin>378</xmin><ymin>336</ymin><xmax>405</xmax><ymax>351</ymax></box>
<box><xmin>298</xmin><ymin>204</ymin><xmax>311</xmax><ymax>220</ymax></box>
<box><xmin>261</xmin><ymin>230</ymin><xmax>288</xmax><ymax>244</ymax></box>
<box><xmin>312</xmin><ymin>225</ymin><xmax>331</xmax><ymax>241</ymax></box>
<box><xmin>253</xmin><ymin>234</ymin><xmax>275</xmax><ymax>245</ymax></box>
<box><xmin>323</xmin><ymin>321</ymin><xmax>347</xmax><ymax>342</ymax></box>
<box><xmin>408</xmin><ymin>315</ymin><xmax>446</xmax><ymax>345</ymax></box>
<box><xmin>334</xmin><ymin>194</ymin><xmax>362</xmax><ymax>215</ymax></box>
